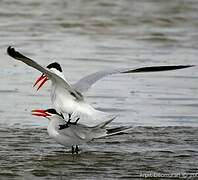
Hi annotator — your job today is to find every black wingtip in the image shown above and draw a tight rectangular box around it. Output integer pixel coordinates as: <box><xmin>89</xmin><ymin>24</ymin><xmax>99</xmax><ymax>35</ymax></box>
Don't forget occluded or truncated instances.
<box><xmin>7</xmin><ymin>46</ymin><xmax>28</xmax><ymax>60</ymax></box>
<box><xmin>123</xmin><ymin>65</ymin><xmax>195</xmax><ymax>73</ymax></box>
<box><xmin>179</xmin><ymin>65</ymin><xmax>195</xmax><ymax>68</ymax></box>
<box><xmin>171</xmin><ymin>65</ymin><xmax>195</xmax><ymax>69</ymax></box>
<box><xmin>7</xmin><ymin>46</ymin><xmax>16</xmax><ymax>58</ymax></box>
<box><xmin>187</xmin><ymin>65</ymin><xmax>195</xmax><ymax>68</ymax></box>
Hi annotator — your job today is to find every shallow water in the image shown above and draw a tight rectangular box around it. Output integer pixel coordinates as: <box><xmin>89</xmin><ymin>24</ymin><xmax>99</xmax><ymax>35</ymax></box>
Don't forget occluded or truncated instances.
<box><xmin>0</xmin><ymin>0</ymin><xmax>198</xmax><ymax>179</ymax></box>
<box><xmin>0</xmin><ymin>126</ymin><xmax>197</xmax><ymax>179</ymax></box>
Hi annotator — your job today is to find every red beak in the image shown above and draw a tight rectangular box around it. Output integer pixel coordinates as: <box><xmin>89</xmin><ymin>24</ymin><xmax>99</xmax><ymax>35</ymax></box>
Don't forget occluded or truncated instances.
<box><xmin>33</xmin><ymin>74</ymin><xmax>48</xmax><ymax>91</ymax></box>
<box><xmin>31</xmin><ymin>109</ymin><xmax>50</xmax><ymax>117</ymax></box>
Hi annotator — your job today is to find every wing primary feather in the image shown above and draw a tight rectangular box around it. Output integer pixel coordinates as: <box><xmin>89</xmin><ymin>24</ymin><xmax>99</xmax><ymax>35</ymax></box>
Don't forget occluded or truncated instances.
<box><xmin>73</xmin><ymin>65</ymin><xmax>194</xmax><ymax>93</ymax></box>
<box><xmin>7</xmin><ymin>46</ymin><xmax>83</xmax><ymax>100</ymax></box>
<box><xmin>122</xmin><ymin>65</ymin><xmax>194</xmax><ymax>73</ymax></box>
<box><xmin>8</xmin><ymin>46</ymin><xmax>194</xmax><ymax>97</ymax></box>
<box><xmin>7</xmin><ymin>46</ymin><xmax>29</xmax><ymax>60</ymax></box>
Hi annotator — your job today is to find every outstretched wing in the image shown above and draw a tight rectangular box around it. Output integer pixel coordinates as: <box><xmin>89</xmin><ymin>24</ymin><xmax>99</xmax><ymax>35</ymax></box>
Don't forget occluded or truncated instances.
<box><xmin>72</xmin><ymin>65</ymin><xmax>193</xmax><ymax>93</ymax></box>
<box><xmin>7</xmin><ymin>46</ymin><xmax>83</xmax><ymax>100</ymax></box>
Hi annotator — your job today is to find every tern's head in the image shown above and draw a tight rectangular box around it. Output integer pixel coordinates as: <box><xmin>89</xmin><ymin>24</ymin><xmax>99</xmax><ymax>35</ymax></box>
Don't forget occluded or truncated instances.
<box><xmin>47</xmin><ymin>62</ymin><xmax>62</xmax><ymax>73</ymax></box>
<box><xmin>33</xmin><ymin>62</ymin><xmax>63</xmax><ymax>91</ymax></box>
<box><xmin>31</xmin><ymin>108</ymin><xmax>64</xmax><ymax>120</ymax></box>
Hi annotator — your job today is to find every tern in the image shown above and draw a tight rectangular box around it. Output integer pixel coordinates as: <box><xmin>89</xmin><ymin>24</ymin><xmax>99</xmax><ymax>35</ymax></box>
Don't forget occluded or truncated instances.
<box><xmin>32</xmin><ymin>108</ymin><xmax>131</xmax><ymax>154</ymax></box>
<box><xmin>7</xmin><ymin>46</ymin><xmax>193</xmax><ymax>126</ymax></box>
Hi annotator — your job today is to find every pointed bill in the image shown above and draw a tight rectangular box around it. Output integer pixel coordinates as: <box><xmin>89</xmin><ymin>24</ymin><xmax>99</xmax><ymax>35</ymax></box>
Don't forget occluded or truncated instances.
<box><xmin>33</xmin><ymin>74</ymin><xmax>48</xmax><ymax>91</ymax></box>
<box><xmin>31</xmin><ymin>109</ymin><xmax>49</xmax><ymax>117</ymax></box>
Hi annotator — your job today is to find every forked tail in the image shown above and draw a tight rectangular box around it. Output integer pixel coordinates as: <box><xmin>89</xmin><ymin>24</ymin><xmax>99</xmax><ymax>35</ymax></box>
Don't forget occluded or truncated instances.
<box><xmin>106</xmin><ymin>126</ymin><xmax>133</xmax><ymax>136</ymax></box>
<box><xmin>93</xmin><ymin>117</ymin><xmax>133</xmax><ymax>139</ymax></box>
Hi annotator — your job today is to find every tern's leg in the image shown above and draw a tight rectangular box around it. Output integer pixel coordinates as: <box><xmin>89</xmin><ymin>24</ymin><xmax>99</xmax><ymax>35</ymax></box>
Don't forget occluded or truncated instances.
<box><xmin>68</xmin><ymin>114</ymin><xmax>72</xmax><ymax>123</ymax></box>
<box><xmin>72</xmin><ymin>146</ymin><xmax>75</xmax><ymax>154</ymax></box>
<box><xmin>59</xmin><ymin>114</ymin><xmax>72</xmax><ymax>130</ymax></box>
<box><xmin>59</xmin><ymin>123</ymin><xmax>69</xmax><ymax>130</ymax></box>
<box><xmin>69</xmin><ymin>118</ymin><xmax>80</xmax><ymax>125</ymax></box>
<box><xmin>60</xmin><ymin>113</ymin><xmax>65</xmax><ymax>119</ymax></box>
<box><xmin>75</xmin><ymin>145</ymin><xmax>79</xmax><ymax>154</ymax></box>
<box><xmin>73</xmin><ymin>117</ymin><xmax>80</xmax><ymax>125</ymax></box>
<box><xmin>67</xmin><ymin>116</ymin><xmax>80</xmax><ymax>125</ymax></box>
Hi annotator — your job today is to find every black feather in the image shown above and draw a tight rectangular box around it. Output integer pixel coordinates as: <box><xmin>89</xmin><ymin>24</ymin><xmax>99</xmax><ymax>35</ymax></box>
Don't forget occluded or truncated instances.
<box><xmin>46</xmin><ymin>108</ymin><xmax>64</xmax><ymax>118</ymax></box>
<box><xmin>47</xmin><ymin>62</ymin><xmax>62</xmax><ymax>72</ymax></box>
<box><xmin>122</xmin><ymin>65</ymin><xmax>194</xmax><ymax>73</ymax></box>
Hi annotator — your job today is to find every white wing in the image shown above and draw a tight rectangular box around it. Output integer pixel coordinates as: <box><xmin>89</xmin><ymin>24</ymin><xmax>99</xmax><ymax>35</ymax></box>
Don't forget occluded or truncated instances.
<box><xmin>73</xmin><ymin>65</ymin><xmax>193</xmax><ymax>93</ymax></box>
<box><xmin>7</xmin><ymin>46</ymin><xmax>83</xmax><ymax>100</ymax></box>
<box><xmin>58</xmin><ymin>116</ymin><xmax>132</xmax><ymax>140</ymax></box>
<box><xmin>58</xmin><ymin>117</ymin><xmax>116</xmax><ymax>140</ymax></box>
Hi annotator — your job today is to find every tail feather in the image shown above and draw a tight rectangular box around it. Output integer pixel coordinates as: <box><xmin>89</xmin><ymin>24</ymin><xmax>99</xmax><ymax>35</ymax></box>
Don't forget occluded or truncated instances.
<box><xmin>93</xmin><ymin>126</ymin><xmax>133</xmax><ymax>140</ymax></box>
<box><xmin>93</xmin><ymin>115</ymin><xmax>117</xmax><ymax>128</ymax></box>
<box><xmin>106</xmin><ymin>126</ymin><xmax>133</xmax><ymax>137</ymax></box>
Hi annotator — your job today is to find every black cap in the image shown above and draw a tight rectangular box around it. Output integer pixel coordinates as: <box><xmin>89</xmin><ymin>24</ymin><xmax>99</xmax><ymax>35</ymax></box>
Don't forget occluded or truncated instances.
<box><xmin>47</xmin><ymin>62</ymin><xmax>62</xmax><ymax>72</ymax></box>
<box><xmin>45</xmin><ymin>108</ymin><xmax>64</xmax><ymax>119</ymax></box>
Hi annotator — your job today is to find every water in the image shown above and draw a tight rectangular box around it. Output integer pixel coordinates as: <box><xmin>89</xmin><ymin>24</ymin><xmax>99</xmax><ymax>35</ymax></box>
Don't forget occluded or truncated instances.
<box><xmin>0</xmin><ymin>126</ymin><xmax>197</xmax><ymax>179</ymax></box>
<box><xmin>0</xmin><ymin>0</ymin><xmax>198</xmax><ymax>179</ymax></box>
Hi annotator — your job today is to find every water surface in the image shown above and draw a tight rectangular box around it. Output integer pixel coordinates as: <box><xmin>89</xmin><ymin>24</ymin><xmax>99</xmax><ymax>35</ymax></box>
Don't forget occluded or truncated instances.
<box><xmin>0</xmin><ymin>0</ymin><xmax>198</xmax><ymax>179</ymax></box>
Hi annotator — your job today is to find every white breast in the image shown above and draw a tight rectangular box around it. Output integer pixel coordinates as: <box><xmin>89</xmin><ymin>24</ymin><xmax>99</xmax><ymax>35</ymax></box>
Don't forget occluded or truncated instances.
<box><xmin>50</xmin><ymin>83</ymin><xmax>77</xmax><ymax>114</ymax></box>
<box><xmin>47</xmin><ymin>119</ymin><xmax>87</xmax><ymax>147</ymax></box>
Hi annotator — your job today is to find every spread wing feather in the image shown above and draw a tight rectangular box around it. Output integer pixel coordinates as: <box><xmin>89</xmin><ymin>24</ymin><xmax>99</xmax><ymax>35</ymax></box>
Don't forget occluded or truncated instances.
<box><xmin>7</xmin><ymin>46</ymin><xmax>83</xmax><ymax>100</ymax></box>
<box><xmin>73</xmin><ymin>65</ymin><xmax>193</xmax><ymax>93</ymax></box>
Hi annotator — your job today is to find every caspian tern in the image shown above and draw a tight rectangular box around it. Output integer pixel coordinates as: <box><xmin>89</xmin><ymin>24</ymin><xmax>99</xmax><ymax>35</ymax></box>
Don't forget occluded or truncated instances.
<box><xmin>7</xmin><ymin>46</ymin><xmax>193</xmax><ymax>126</ymax></box>
<box><xmin>32</xmin><ymin>108</ymin><xmax>131</xmax><ymax>154</ymax></box>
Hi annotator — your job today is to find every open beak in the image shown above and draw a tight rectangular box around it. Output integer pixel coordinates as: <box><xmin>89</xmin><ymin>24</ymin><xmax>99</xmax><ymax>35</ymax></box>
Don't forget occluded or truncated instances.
<box><xmin>31</xmin><ymin>109</ymin><xmax>50</xmax><ymax>117</ymax></box>
<box><xmin>33</xmin><ymin>74</ymin><xmax>48</xmax><ymax>91</ymax></box>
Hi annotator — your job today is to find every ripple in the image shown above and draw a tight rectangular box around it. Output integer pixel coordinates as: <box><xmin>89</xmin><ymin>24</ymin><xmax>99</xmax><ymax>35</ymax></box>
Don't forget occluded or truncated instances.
<box><xmin>0</xmin><ymin>89</ymin><xmax>18</xmax><ymax>94</ymax></box>
<box><xmin>1</xmin><ymin>126</ymin><xmax>197</xmax><ymax>179</ymax></box>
